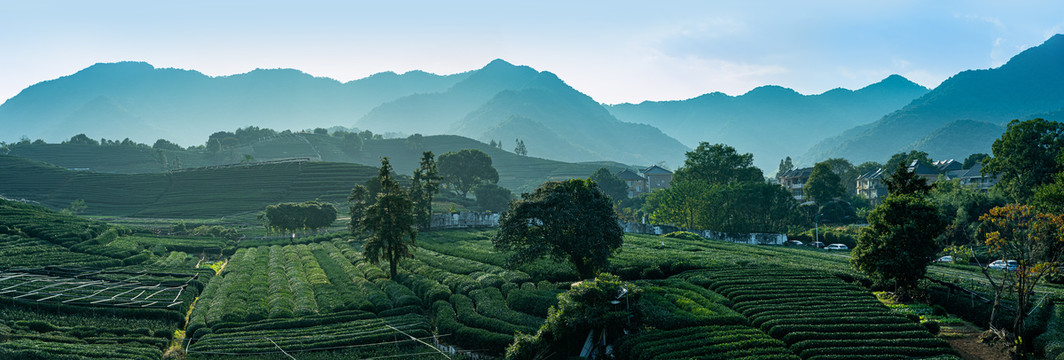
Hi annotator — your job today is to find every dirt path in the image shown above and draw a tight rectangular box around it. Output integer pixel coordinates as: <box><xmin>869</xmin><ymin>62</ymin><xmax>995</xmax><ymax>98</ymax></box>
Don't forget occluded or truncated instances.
<box><xmin>940</xmin><ymin>323</ymin><xmax>1010</xmax><ymax>360</ymax></box>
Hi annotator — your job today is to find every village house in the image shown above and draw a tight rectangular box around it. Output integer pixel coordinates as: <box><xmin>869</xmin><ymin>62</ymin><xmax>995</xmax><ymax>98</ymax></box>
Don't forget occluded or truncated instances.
<box><xmin>616</xmin><ymin>169</ymin><xmax>647</xmax><ymax>198</ymax></box>
<box><xmin>616</xmin><ymin>165</ymin><xmax>673</xmax><ymax>198</ymax></box>
<box><xmin>855</xmin><ymin>159</ymin><xmax>1000</xmax><ymax>206</ymax></box>
<box><xmin>642</xmin><ymin>165</ymin><xmax>673</xmax><ymax>191</ymax></box>
<box><xmin>778</xmin><ymin>167</ymin><xmax>814</xmax><ymax>201</ymax></box>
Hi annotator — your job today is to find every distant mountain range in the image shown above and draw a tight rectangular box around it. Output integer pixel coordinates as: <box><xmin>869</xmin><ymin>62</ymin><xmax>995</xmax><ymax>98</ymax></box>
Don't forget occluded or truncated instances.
<box><xmin>800</xmin><ymin>34</ymin><xmax>1064</xmax><ymax>165</ymax></box>
<box><xmin>4</xmin><ymin>34</ymin><xmax>1063</xmax><ymax>171</ymax></box>
<box><xmin>357</xmin><ymin>59</ymin><xmax>689</xmax><ymax>166</ymax></box>
<box><xmin>607</xmin><ymin>75</ymin><xmax>929</xmax><ymax>173</ymax></box>
<box><xmin>0</xmin><ymin>62</ymin><xmax>468</xmax><ymax>145</ymax></box>
<box><xmin>0</xmin><ymin>59</ymin><xmax>687</xmax><ymax>167</ymax></box>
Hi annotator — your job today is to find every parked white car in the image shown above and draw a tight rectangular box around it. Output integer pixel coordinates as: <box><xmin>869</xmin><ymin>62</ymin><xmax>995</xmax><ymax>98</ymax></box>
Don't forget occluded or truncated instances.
<box><xmin>935</xmin><ymin>256</ymin><xmax>953</xmax><ymax>263</ymax></box>
<box><xmin>825</xmin><ymin>243</ymin><xmax>848</xmax><ymax>250</ymax></box>
<box><xmin>988</xmin><ymin>260</ymin><xmax>1018</xmax><ymax>271</ymax></box>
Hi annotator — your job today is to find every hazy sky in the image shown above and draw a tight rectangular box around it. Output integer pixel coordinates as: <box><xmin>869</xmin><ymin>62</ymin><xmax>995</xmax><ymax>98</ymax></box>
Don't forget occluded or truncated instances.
<box><xmin>1</xmin><ymin>1</ymin><xmax>1062</xmax><ymax>104</ymax></box>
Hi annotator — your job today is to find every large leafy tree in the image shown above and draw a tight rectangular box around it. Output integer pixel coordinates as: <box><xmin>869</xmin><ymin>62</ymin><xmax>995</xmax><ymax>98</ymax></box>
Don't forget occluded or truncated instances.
<box><xmin>493</xmin><ymin>179</ymin><xmax>623</xmax><ymax>279</ymax></box>
<box><xmin>352</xmin><ymin>158</ymin><xmax>417</xmax><ymax>279</ymax></box>
<box><xmin>805</xmin><ymin>162</ymin><xmax>845</xmax><ymax>204</ymax></box>
<box><xmin>821</xmin><ymin>158</ymin><xmax>858</xmax><ymax>196</ymax></box>
<box><xmin>410</xmin><ymin>151</ymin><xmax>442</xmax><ymax>229</ymax></box>
<box><xmin>589</xmin><ymin>167</ymin><xmax>628</xmax><ymax>201</ymax></box>
<box><xmin>438</xmin><ymin>149</ymin><xmax>500</xmax><ymax>197</ymax></box>
<box><xmin>646</xmin><ymin>180</ymin><xmax>795</xmax><ymax>233</ymax></box>
<box><xmin>884</xmin><ymin>161</ymin><xmax>933</xmax><ymax>196</ymax></box>
<box><xmin>979</xmin><ymin>204</ymin><xmax>1064</xmax><ymax>350</ymax></box>
<box><xmin>674</xmin><ymin>142</ymin><xmax>763</xmax><ymax>184</ymax></box>
<box><xmin>851</xmin><ymin>194</ymin><xmax>944</xmax><ymax>298</ymax></box>
<box><xmin>984</xmin><ymin>118</ymin><xmax>1064</xmax><ymax>202</ymax></box>
<box><xmin>474</xmin><ymin>183</ymin><xmax>513</xmax><ymax>213</ymax></box>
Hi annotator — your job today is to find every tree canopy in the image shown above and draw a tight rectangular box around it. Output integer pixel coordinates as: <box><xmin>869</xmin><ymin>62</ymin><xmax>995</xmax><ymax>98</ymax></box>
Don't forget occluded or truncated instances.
<box><xmin>352</xmin><ymin>157</ymin><xmax>417</xmax><ymax>278</ymax></box>
<box><xmin>674</xmin><ymin>143</ymin><xmax>763</xmax><ymax>184</ymax></box>
<box><xmin>983</xmin><ymin>118</ymin><xmax>1064</xmax><ymax>202</ymax></box>
<box><xmin>979</xmin><ymin>204</ymin><xmax>1064</xmax><ymax>350</ymax></box>
<box><xmin>410</xmin><ymin>151</ymin><xmax>441</xmax><ymax>230</ymax></box>
<box><xmin>438</xmin><ymin>149</ymin><xmax>500</xmax><ymax>197</ymax></box>
<box><xmin>474</xmin><ymin>183</ymin><xmax>513</xmax><ymax>213</ymax></box>
<box><xmin>645</xmin><ymin>180</ymin><xmax>796</xmax><ymax>233</ymax></box>
<box><xmin>805</xmin><ymin>162</ymin><xmax>845</xmax><ymax>204</ymax></box>
<box><xmin>259</xmin><ymin>201</ymin><xmax>337</xmax><ymax>234</ymax></box>
<box><xmin>851</xmin><ymin>194</ymin><xmax>944</xmax><ymax>297</ymax></box>
<box><xmin>493</xmin><ymin>179</ymin><xmax>623</xmax><ymax>279</ymax></box>
<box><xmin>589</xmin><ymin>167</ymin><xmax>628</xmax><ymax>201</ymax></box>
<box><xmin>884</xmin><ymin>161</ymin><xmax>933</xmax><ymax>196</ymax></box>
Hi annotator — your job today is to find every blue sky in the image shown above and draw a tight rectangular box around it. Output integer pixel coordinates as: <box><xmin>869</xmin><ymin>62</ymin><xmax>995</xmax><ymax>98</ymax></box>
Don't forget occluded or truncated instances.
<box><xmin>1</xmin><ymin>1</ymin><xmax>1062</xmax><ymax>104</ymax></box>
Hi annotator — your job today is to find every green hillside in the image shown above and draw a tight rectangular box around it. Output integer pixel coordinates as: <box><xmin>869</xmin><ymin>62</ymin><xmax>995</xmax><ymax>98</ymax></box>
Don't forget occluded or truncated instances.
<box><xmin>5</xmin><ymin>133</ymin><xmax>628</xmax><ymax>194</ymax></box>
<box><xmin>0</xmin><ymin>155</ymin><xmax>378</xmax><ymax>217</ymax></box>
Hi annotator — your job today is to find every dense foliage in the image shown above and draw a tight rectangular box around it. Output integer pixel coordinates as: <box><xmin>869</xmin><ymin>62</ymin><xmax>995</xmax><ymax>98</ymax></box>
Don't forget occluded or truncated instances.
<box><xmin>984</xmin><ymin>118</ymin><xmax>1064</xmax><ymax>202</ymax></box>
<box><xmin>438</xmin><ymin>149</ymin><xmax>500</xmax><ymax>197</ymax></box>
<box><xmin>354</xmin><ymin>158</ymin><xmax>417</xmax><ymax>278</ymax></box>
<box><xmin>851</xmin><ymin>194</ymin><xmax>944</xmax><ymax>296</ymax></box>
<box><xmin>805</xmin><ymin>162</ymin><xmax>845</xmax><ymax>204</ymax></box>
<box><xmin>494</xmin><ymin>179</ymin><xmax>623</xmax><ymax>279</ymax></box>
<box><xmin>259</xmin><ymin>201</ymin><xmax>337</xmax><ymax>233</ymax></box>
<box><xmin>674</xmin><ymin>142</ymin><xmax>763</xmax><ymax>184</ymax></box>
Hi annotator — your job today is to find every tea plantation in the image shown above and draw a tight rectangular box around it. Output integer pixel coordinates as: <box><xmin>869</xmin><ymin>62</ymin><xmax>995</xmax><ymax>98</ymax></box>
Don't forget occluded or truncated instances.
<box><xmin>6</xmin><ymin>197</ymin><xmax>1056</xmax><ymax>359</ymax></box>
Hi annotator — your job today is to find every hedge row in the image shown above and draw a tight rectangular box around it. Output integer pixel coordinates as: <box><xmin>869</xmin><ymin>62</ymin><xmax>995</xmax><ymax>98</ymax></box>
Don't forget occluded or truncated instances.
<box><xmin>699</xmin><ymin>268</ymin><xmax>957</xmax><ymax>359</ymax></box>
<box><xmin>190</xmin><ymin>313</ymin><xmax>430</xmax><ymax>354</ymax></box>
<box><xmin>433</xmin><ymin>300</ymin><xmax>514</xmax><ymax>354</ymax></box>
<box><xmin>617</xmin><ymin>325</ymin><xmax>798</xmax><ymax>360</ymax></box>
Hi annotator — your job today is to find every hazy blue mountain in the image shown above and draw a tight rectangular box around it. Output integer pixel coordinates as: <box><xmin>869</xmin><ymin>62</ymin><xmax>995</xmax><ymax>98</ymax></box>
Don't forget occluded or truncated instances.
<box><xmin>802</xmin><ymin>34</ymin><xmax>1064</xmax><ymax>165</ymax></box>
<box><xmin>0</xmin><ymin>62</ymin><xmax>469</xmax><ymax>146</ymax></box>
<box><xmin>449</xmin><ymin>70</ymin><xmax>689</xmax><ymax>166</ymax></box>
<box><xmin>607</xmin><ymin>74</ymin><xmax>928</xmax><ymax>172</ymax></box>
<box><xmin>356</xmin><ymin>59</ymin><xmax>688</xmax><ymax>166</ymax></box>
<box><xmin>356</xmin><ymin>59</ymin><xmax>541</xmax><ymax>134</ymax></box>
<box><xmin>902</xmin><ymin>120</ymin><xmax>1005</xmax><ymax>161</ymax></box>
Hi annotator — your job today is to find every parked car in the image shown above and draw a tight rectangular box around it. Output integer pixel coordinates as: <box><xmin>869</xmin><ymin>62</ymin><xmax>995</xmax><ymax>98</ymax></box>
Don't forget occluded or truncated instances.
<box><xmin>808</xmin><ymin>241</ymin><xmax>825</xmax><ymax>248</ymax></box>
<box><xmin>988</xmin><ymin>260</ymin><xmax>1018</xmax><ymax>271</ymax></box>
<box><xmin>935</xmin><ymin>256</ymin><xmax>953</xmax><ymax>263</ymax></box>
<box><xmin>785</xmin><ymin>240</ymin><xmax>803</xmax><ymax>246</ymax></box>
<box><xmin>825</xmin><ymin>243</ymin><xmax>848</xmax><ymax>250</ymax></box>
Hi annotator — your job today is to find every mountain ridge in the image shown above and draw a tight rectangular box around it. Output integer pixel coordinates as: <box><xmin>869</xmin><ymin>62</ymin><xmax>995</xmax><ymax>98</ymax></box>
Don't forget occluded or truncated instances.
<box><xmin>800</xmin><ymin>34</ymin><xmax>1064</xmax><ymax>165</ymax></box>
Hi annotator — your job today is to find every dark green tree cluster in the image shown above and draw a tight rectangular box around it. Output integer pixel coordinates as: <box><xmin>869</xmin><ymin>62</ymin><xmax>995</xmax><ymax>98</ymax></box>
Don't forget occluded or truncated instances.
<box><xmin>514</xmin><ymin>139</ymin><xmax>527</xmax><ymax>156</ymax></box>
<box><xmin>259</xmin><ymin>201</ymin><xmax>338</xmax><ymax>234</ymax></box>
<box><xmin>474</xmin><ymin>184</ymin><xmax>513</xmax><ymax>213</ymax></box>
<box><xmin>505</xmin><ymin>273</ymin><xmax>638</xmax><ymax>360</ymax></box>
<box><xmin>410</xmin><ymin>151</ymin><xmax>442</xmax><ymax>229</ymax></box>
<box><xmin>589</xmin><ymin>167</ymin><xmax>628</xmax><ymax>202</ymax></box>
<box><xmin>438</xmin><ymin>149</ymin><xmax>499</xmax><ymax>197</ymax></box>
<box><xmin>493</xmin><ymin>179</ymin><xmax>623</xmax><ymax>279</ymax></box>
<box><xmin>350</xmin><ymin>158</ymin><xmax>417</xmax><ymax>279</ymax></box>
<box><xmin>851</xmin><ymin>166</ymin><xmax>942</xmax><ymax>299</ymax></box>
<box><xmin>984</xmin><ymin>118</ymin><xmax>1064</xmax><ymax>203</ymax></box>
<box><xmin>645</xmin><ymin>142</ymin><xmax>796</xmax><ymax>233</ymax></box>
<box><xmin>805</xmin><ymin>162</ymin><xmax>845</xmax><ymax>204</ymax></box>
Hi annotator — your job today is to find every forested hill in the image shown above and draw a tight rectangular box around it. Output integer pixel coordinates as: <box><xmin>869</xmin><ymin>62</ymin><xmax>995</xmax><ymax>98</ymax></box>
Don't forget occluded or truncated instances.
<box><xmin>607</xmin><ymin>74</ymin><xmax>929</xmax><ymax>173</ymax></box>
<box><xmin>802</xmin><ymin>34</ymin><xmax>1064</xmax><ymax>165</ymax></box>
<box><xmin>2</xmin><ymin>133</ymin><xmax>627</xmax><ymax>194</ymax></box>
